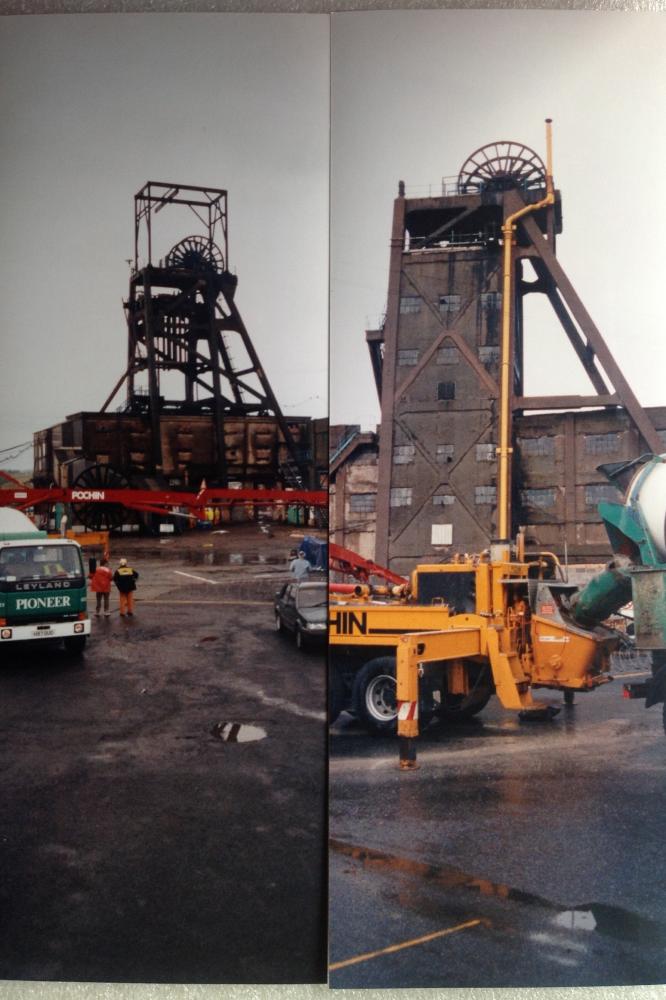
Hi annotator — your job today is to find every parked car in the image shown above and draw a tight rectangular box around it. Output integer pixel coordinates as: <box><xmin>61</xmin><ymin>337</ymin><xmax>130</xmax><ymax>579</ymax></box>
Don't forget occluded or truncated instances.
<box><xmin>274</xmin><ymin>580</ymin><xmax>327</xmax><ymax>649</ymax></box>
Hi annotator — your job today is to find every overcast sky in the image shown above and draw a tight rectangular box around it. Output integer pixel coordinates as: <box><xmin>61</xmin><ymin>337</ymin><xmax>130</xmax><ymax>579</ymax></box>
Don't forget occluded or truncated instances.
<box><xmin>0</xmin><ymin>14</ymin><xmax>329</xmax><ymax>466</ymax></box>
<box><xmin>3</xmin><ymin>11</ymin><xmax>666</xmax><ymax>467</ymax></box>
<box><xmin>330</xmin><ymin>10</ymin><xmax>666</xmax><ymax>430</ymax></box>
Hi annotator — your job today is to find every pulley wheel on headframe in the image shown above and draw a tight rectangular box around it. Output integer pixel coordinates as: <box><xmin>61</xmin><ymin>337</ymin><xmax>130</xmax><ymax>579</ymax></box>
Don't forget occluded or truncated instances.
<box><xmin>458</xmin><ymin>141</ymin><xmax>546</xmax><ymax>194</ymax></box>
<box><xmin>71</xmin><ymin>464</ymin><xmax>135</xmax><ymax>533</ymax></box>
<box><xmin>165</xmin><ymin>235</ymin><xmax>225</xmax><ymax>274</ymax></box>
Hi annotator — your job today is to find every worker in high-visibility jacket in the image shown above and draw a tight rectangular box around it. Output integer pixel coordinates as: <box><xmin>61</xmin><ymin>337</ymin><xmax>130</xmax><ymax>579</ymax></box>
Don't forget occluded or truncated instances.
<box><xmin>113</xmin><ymin>558</ymin><xmax>139</xmax><ymax>618</ymax></box>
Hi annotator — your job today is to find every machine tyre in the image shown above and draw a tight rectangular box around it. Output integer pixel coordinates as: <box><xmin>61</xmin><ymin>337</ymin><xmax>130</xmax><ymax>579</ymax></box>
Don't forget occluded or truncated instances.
<box><xmin>329</xmin><ymin>663</ymin><xmax>346</xmax><ymax>725</ymax></box>
<box><xmin>435</xmin><ymin>662</ymin><xmax>492</xmax><ymax>722</ymax></box>
<box><xmin>275</xmin><ymin>612</ymin><xmax>284</xmax><ymax>634</ymax></box>
<box><xmin>64</xmin><ymin>635</ymin><xmax>87</xmax><ymax>656</ymax></box>
<box><xmin>353</xmin><ymin>657</ymin><xmax>435</xmax><ymax>736</ymax></box>
<box><xmin>564</xmin><ymin>690</ymin><xmax>575</xmax><ymax>706</ymax></box>
<box><xmin>296</xmin><ymin>626</ymin><xmax>307</xmax><ymax>651</ymax></box>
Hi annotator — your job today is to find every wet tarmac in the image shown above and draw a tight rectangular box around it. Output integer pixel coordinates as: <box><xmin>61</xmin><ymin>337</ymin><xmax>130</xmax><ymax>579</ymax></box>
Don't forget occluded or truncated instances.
<box><xmin>329</xmin><ymin>668</ymin><xmax>666</xmax><ymax>988</ymax></box>
<box><xmin>0</xmin><ymin>538</ymin><xmax>326</xmax><ymax>984</ymax></box>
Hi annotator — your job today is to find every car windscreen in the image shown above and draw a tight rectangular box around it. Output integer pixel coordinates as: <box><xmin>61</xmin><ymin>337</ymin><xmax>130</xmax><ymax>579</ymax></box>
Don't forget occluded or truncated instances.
<box><xmin>296</xmin><ymin>585</ymin><xmax>327</xmax><ymax>609</ymax></box>
<box><xmin>0</xmin><ymin>545</ymin><xmax>84</xmax><ymax>583</ymax></box>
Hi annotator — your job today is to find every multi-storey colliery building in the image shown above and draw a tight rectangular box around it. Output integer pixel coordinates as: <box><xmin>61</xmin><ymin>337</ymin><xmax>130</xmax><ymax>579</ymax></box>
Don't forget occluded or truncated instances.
<box><xmin>361</xmin><ymin>133</ymin><xmax>662</xmax><ymax>575</ymax></box>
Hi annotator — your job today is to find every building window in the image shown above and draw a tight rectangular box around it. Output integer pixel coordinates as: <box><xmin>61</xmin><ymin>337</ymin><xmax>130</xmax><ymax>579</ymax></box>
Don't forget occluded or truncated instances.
<box><xmin>432</xmin><ymin>524</ymin><xmax>453</xmax><ymax>546</ymax></box>
<box><xmin>518</xmin><ymin>436</ymin><xmax>555</xmax><ymax>458</ymax></box>
<box><xmin>521</xmin><ymin>488</ymin><xmax>556</xmax><ymax>509</ymax></box>
<box><xmin>400</xmin><ymin>295</ymin><xmax>422</xmax><ymax>314</ymax></box>
<box><xmin>349</xmin><ymin>493</ymin><xmax>376</xmax><ymax>513</ymax></box>
<box><xmin>475</xmin><ymin>485</ymin><xmax>496</xmax><ymax>505</ymax></box>
<box><xmin>436</xmin><ymin>346</ymin><xmax>459</xmax><ymax>365</ymax></box>
<box><xmin>481</xmin><ymin>291</ymin><xmax>502</xmax><ymax>310</ymax></box>
<box><xmin>478</xmin><ymin>345</ymin><xmax>500</xmax><ymax>365</ymax></box>
<box><xmin>397</xmin><ymin>349</ymin><xmax>419</xmax><ymax>366</ymax></box>
<box><xmin>433</xmin><ymin>494</ymin><xmax>455</xmax><ymax>506</ymax></box>
<box><xmin>393</xmin><ymin>445</ymin><xmax>416</xmax><ymax>464</ymax></box>
<box><xmin>585</xmin><ymin>484</ymin><xmax>618</xmax><ymax>507</ymax></box>
<box><xmin>436</xmin><ymin>444</ymin><xmax>454</xmax><ymax>463</ymax></box>
<box><xmin>476</xmin><ymin>443</ymin><xmax>496</xmax><ymax>462</ymax></box>
<box><xmin>584</xmin><ymin>433</ymin><xmax>620</xmax><ymax>456</ymax></box>
<box><xmin>437</xmin><ymin>382</ymin><xmax>455</xmax><ymax>401</ymax></box>
<box><xmin>438</xmin><ymin>294</ymin><xmax>461</xmax><ymax>313</ymax></box>
<box><xmin>390</xmin><ymin>487</ymin><xmax>413</xmax><ymax>508</ymax></box>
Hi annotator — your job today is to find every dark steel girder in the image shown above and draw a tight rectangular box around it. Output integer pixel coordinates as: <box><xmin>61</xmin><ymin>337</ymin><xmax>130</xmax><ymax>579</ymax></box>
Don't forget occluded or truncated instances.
<box><xmin>365</xmin><ymin>330</ymin><xmax>384</xmax><ymax>401</ymax></box>
<box><xmin>508</xmin><ymin>192</ymin><xmax>662</xmax><ymax>454</ymax></box>
<box><xmin>529</xmin><ymin>257</ymin><xmax>610</xmax><ymax>395</ymax></box>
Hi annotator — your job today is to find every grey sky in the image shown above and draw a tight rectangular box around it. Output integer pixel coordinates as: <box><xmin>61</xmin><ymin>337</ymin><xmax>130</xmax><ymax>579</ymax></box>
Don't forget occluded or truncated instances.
<box><xmin>0</xmin><ymin>13</ymin><xmax>329</xmax><ymax>464</ymax></box>
<box><xmin>330</xmin><ymin>10</ymin><xmax>666</xmax><ymax>430</ymax></box>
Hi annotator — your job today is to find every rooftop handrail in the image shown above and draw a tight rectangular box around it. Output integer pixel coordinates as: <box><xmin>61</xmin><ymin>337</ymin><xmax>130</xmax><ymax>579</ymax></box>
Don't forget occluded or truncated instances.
<box><xmin>330</xmin><ymin>429</ymin><xmax>361</xmax><ymax>466</ymax></box>
<box><xmin>401</xmin><ymin>175</ymin><xmax>547</xmax><ymax>198</ymax></box>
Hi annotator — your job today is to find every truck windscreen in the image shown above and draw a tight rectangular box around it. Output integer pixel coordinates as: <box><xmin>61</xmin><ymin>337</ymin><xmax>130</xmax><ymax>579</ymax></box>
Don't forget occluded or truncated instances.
<box><xmin>0</xmin><ymin>545</ymin><xmax>84</xmax><ymax>586</ymax></box>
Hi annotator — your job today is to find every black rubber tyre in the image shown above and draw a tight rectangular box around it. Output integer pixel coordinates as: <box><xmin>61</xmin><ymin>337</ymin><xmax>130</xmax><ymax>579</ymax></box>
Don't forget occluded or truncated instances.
<box><xmin>275</xmin><ymin>612</ymin><xmax>284</xmax><ymax>634</ymax></box>
<box><xmin>329</xmin><ymin>663</ymin><xmax>346</xmax><ymax>725</ymax></box>
<box><xmin>662</xmin><ymin>700</ymin><xmax>666</xmax><ymax>736</ymax></box>
<box><xmin>352</xmin><ymin>656</ymin><xmax>434</xmax><ymax>737</ymax></box>
<box><xmin>64</xmin><ymin>635</ymin><xmax>87</xmax><ymax>656</ymax></box>
<box><xmin>564</xmin><ymin>690</ymin><xmax>575</xmax><ymax>706</ymax></box>
<box><xmin>295</xmin><ymin>626</ymin><xmax>307</xmax><ymax>651</ymax></box>
<box><xmin>435</xmin><ymin>663</ymin><xmax>492</xmax><ymax>722</ymax></box>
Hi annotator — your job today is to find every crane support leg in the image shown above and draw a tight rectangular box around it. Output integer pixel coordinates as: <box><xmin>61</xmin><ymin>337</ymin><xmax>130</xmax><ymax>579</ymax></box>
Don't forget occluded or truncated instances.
<box><xmin>396</xmin><ymin>635</ymin><xmax>421</xmax><ymax>770</ymax></box>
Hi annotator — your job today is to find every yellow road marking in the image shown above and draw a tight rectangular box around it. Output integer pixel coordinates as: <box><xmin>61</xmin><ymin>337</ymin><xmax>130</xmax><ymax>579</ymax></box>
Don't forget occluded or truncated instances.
<box><xmin>328</xmin><ymin>918</ymin><xmax>483</xmax><ymax>971</ymax></box>
<box><xmin>138</xmin><ymin>599</ymin><xmax>273</xmax><ymax>607</ymax></box>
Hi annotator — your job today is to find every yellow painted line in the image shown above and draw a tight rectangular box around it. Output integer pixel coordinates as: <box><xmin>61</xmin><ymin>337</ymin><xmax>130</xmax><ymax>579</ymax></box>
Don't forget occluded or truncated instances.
<box><xmin>328</xmin><ymin>918</ymin><xmax>482</xmax><ymax>972</ymax></box>
<box><xmin>138</xmin><ymin>599</ymin><xmax>273</xmax><ymax>607</ymax></box>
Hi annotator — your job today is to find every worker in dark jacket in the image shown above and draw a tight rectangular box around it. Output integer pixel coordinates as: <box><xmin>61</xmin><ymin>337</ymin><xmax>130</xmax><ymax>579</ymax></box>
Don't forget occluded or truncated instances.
<box><xmin>114</xmin><ymin>558</ymin><xmax>139</xmax><ymax>617</ymax></box>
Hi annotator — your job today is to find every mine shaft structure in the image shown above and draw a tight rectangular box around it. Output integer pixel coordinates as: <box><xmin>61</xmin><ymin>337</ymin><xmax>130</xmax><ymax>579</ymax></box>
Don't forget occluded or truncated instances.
<box><xmin>103</xmin><ymin>181</ymin><xmax>310</xmax><ymax>488</ymax></box>
<box><xmin>371</xmin><ymin>123</ymin><xmax>662</xmax><ymax>573</ymax></box>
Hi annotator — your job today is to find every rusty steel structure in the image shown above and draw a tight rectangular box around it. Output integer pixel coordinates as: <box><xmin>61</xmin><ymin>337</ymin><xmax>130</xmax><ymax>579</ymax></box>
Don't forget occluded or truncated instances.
<box><xmin>34</xmin><ymin>183</ymin><xmax>326</xmax><ymax>528</ymax></box>
<box><xmin>370</xmin><ymin>135</ymin><xmax>662</xmax><ymax>574</ymax></box>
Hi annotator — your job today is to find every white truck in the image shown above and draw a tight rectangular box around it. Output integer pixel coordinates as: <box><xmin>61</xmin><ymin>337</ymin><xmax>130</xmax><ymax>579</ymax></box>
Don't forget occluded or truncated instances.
<box><xmin>0</xmin><ymin>508</ymin><xmax>91</xmax><ymax>654</ymax></box>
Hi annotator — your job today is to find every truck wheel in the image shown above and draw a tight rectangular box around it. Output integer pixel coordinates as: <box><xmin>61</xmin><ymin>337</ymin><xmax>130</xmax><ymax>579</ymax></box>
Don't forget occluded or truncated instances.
<box><xmin>435</xmin><ymin>663</ymin><xmax>492</xmax><ymax>722</ymax></box>
<box><xmin>329</xmin><ymin>663</ymin><xmax>346</xmax><ymax>725</ymax></box>
<box><xmin>353</xmin><ymin>657</ymin><xmax>434</xmax><ymax>736</ymax></box>
<box><xmin>64</xmin><ymin>635</ymin><xmax>87</xmax><ymax>656</ymax></box>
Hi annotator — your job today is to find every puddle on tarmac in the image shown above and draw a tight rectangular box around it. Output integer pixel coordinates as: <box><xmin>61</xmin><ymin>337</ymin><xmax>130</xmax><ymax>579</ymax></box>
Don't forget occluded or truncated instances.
<box><xmin>211</xmin><ymin>722</ymin><xmax>267</xmax><ymax>743</ymax></box>
<box><xmin>554</xmin><ymin>904</ymin><xmax>666</xmax><ymax>946</ymax></box>
<box><xmin>330</xmin><ymin>840</ymin><xmax>666</xmax><ymax>947</ymax></box>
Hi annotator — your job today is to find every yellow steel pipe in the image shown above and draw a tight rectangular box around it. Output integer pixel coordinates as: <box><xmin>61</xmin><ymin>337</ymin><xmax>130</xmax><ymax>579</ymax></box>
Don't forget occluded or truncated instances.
<box><xmin>497</xmin><ymin>119</ymin><xmax>555</xmax><ymax>540</ymax></box>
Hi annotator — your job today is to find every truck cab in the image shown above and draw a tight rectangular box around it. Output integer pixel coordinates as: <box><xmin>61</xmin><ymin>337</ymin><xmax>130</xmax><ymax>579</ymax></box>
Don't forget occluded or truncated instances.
<box><xmin>0</xmin><ymin>509</ymin><xmax>90</xmax><ymax>654</ymax></box>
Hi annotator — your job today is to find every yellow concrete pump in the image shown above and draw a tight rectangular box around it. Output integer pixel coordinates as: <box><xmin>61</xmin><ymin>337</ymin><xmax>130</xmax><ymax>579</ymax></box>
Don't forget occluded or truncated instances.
<box><xmin>329</xmin><ymin>542</ymin><xmax>620</xmax><ymax>765</ymax></box>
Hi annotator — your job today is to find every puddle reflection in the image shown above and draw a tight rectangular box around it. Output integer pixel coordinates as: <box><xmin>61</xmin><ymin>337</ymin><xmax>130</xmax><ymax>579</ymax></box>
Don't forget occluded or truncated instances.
<box><xmin>211</xmin><ymin>722</ymin><xmax>267</xmax><ymax>743</ymax></box>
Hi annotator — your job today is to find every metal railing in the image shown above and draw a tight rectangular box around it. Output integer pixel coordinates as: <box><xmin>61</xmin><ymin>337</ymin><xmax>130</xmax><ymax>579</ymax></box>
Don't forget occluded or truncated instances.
<box><xmin>407</xmin><ymin>228</ymin><xmax>500</xmax><ymax>251</ymax></box>
<box><xmin>330</xmin><ymin>429</ymin><xmax>360</xmax><ymax>466</ymax></box>
<box><xmin>402</xmin><ymin>175</ymin><xmax>547</xmax><ymax>199</ymax></box>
